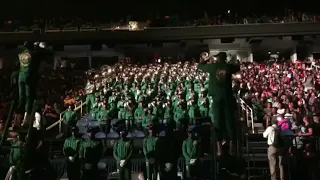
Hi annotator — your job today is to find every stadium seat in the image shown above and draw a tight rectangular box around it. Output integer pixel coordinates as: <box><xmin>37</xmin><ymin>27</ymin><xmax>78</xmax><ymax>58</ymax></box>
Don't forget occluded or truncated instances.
<box><xmin>82</xmin><ymin>133</ymin><xmax>90</xmax><ymax>139</ymax></box>
<box><xmin>78</xmin><ymin>126</ymin><xmax>88</xmax><ymax>134</ymax></box>
<box><xmin>85</xmin><ymin>114</ymin><xmax>95</xmax><ymax>121</ymax></box>
<box><xmin>97</xmin><ymin>161</ymin><xmax>107</xmax><ymax>170</ymax></box>
<box><xmin>107</xmin><ymin>171</ymin><xmax>144</xmax><ymax>180</ymax></box>
<box><xmin>77</xmin><ymin>120</ymin><xmax>89</xmax><ymax>133</ymax></box>
<box><xmin>132</xmin><ymin>131</ymin><xmax>145</xmax><ymax>138</ymax></box>
<box><xmin>127</xmin><ymin>132</ymin><xmax>132</xmax><ymax>138</ymax></box>
<box><xmin>107</xmin><ymin>131</ymin><xmax>120</xmax><ymax>138</ymax></box>
<box><xmin>77</xmin><ymin>119</ymin><xmax>88</xmax><ymax>127</ymax></box>
<box><xmin>132</xmin><ymin>131</ymin><xmax>145</xmax><ymax>150</ymax></box>
<box><xmin>89</xmin><ymin>120</ymin><xmax>100</xmax><ymax>129</ymax></box>
<box><xmin>159</xmin><ymin>131</ymin><xmax>165</xmax><ymax>137</ymax></box>
<box><xmin>106</xmin><ymin>132</ymin><xmax>119</xmax><ymax>149</ymax></box>
<box><xmin>95</xmin><ymin>132</ymin><xmax>106</xmax><ymax>139</ymax></box>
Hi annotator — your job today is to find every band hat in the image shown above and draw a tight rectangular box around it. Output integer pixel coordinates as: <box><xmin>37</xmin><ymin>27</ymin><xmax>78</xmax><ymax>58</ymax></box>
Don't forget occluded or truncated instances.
<box><xmin>214</xmin><ymin>52</ymin><xmax>227</xmax><ymax>59</ymax></box>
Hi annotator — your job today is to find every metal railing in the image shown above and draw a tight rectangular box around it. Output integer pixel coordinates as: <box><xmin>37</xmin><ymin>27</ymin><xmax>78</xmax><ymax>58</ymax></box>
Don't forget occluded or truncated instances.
<box><xmin>4</xmin><ymin>166</ymin><xmax>15</xmax><ymax>180</ymax></box>
<box><xmin>46</xmin><ymin>101</ymin><xmax>86</xmax><ymax>133</ymax></box>
<box><xmin>311</xmin><ymin>63</ymin><xmax>320</xmax><ymax>71</ymax></box>
<box><xmin>239</xmin><ymin>98</ymin><xmax>255</xmax><ymax>133</ymax></box>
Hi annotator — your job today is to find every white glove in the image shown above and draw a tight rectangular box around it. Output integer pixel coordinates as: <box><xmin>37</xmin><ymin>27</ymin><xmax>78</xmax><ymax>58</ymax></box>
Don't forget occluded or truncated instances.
<box><xmin>163</xmin><ymin>119</ymin><xmax>167</xmax><ymax>124</ymax></box>
<box><xmin>39</xmin><ymin>42</ymin><xmax>46</xmax><ymax>48</ymax></box>
<box><xmin>149</xmin><ymin>158</ymin><xmax>155</xmax><ymax>164</ymax></box>
<box><xmin>165</xmin><ymin>163</ymin><xmax>172</xmax><ymax>172</ymax></box>
<box><xmin>189</xmin><ymin>159</ymin><xmax>196</xmax><ymax>165</ymax></box>
<box><xmin>68</xmin><ymin>156</ymin><xmax>74</xmax><ymax>162</ymax></box>
<box><xmin>120</xmin><ymin>160</ymin><xmax>126</xmax><ymax>167</ymax></box>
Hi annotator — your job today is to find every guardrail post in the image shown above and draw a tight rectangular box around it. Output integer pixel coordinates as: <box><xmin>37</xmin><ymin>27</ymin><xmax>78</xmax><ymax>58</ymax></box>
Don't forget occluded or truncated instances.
<box><xmin>80</xmin><ymin>101</ymin><xmax>83</xmax><ymax>116</ymax></box>
<box><xmin>239</xmin><ymin>98</ymin><xmax>254</xmax><ymax>133</ymax></box>
<box><xmin>59</xmin><ymin>113</ymin><xmax>62</xmax><ymax>134</ymax></box>
<box><xmin>0</xmin><ymin>101</ymin><xmax>15</xmax><ymax>150</ymax></box>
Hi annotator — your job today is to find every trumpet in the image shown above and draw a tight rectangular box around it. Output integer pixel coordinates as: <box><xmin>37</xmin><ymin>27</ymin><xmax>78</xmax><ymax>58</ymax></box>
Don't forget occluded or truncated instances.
<box><xmin>233</xmin><ymin>73</ymin><xmax>242</xmax><ymax>80</ymax></box>
<box><xmin>200</xmin><ymin>52</ymin><xmax>210</xmax><ymax>61</ymax></box>
<box><xmin>95</xmin><ymin>81</ymin><xmax>102</xmax><ymax>89</ymax></box>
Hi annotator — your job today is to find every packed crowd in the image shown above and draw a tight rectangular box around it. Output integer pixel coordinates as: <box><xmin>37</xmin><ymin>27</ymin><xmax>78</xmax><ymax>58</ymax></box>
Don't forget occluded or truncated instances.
<box><xmin>68</xmin><ymin>62</ymin><xmax>213</xmax><ymax>134</ymax></box>
<box><xmin>2</xmin><ymin>50</ymin><xmax>320</xmax><ymax>179</ymax></box>
<box><xmin>2</xmin><ymin>10</ymin><xmax>320</xmax><ymax>32</ymax></box>
<box><xmin>235</xmin><ymin>61</ymin><xmax>320</xmax><ymax>180</ymax></box>
<box><xmin>3</xmin><ymin>56</ymin><xmax>244</xmax><ymax>180</ymax></box>
<box><xmin>59</xmin><ymin>58</ymin><xmax>320</xmax><ymax>180</ymax></box>
<box><xmin>237</xmin><ymin>61</ymin><xmax>320</xmax><ymax>136</ymax></box>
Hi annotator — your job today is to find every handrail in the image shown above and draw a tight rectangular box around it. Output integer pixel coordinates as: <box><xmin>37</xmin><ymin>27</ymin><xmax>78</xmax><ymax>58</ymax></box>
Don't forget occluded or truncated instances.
<box><xmin>311</xmin><ymin>63</ymin><xmax>320</xmax><ymax>71</ymax></box>
<box><xmin>5</xmin><ymin>166</ymin><xmax>15</xmax><ymax>180</ymax></box>
<box><xmin>239</xmin><ymin>98</ymin><xmax>254</xmax><ymax>133</ymax></box>
<box><xmin>46</xmin><ymin>101</ymin><xmax>86</xmax><ymax>132</ymax></box>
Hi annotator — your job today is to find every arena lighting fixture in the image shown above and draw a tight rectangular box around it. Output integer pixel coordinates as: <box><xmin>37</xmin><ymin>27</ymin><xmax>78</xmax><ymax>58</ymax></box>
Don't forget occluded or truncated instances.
<box><xmin>128</xmin><ymin>21</ymin><xmax>139</xmax><ymax>31</ymax></box>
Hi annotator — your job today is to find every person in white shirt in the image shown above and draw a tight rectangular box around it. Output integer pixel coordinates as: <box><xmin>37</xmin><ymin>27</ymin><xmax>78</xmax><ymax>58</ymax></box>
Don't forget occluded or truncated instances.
<box><xmin>276</xmin><ymin>103</ymin><xmax>285</xmax><ymax>115</ymax></box>
<box><xmin>33</xmin><ymin>112</ymin><xmax>41</xmax><ymax>130</ymax></box>
<box><xmin>263</xmin><ymin>119</ymin><xmax>284</xmax><ymax>180</ymax></box>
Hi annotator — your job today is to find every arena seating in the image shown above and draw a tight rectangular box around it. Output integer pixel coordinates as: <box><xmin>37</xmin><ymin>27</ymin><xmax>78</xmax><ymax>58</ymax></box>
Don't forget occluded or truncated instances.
<box><xmin>2</xmin><ymin>59</ymin><xmax>320</xmax><ymax>180</ymax></box>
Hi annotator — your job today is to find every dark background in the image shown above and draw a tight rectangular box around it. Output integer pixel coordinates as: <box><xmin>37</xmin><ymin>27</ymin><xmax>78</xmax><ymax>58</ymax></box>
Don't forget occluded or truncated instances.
<box><xmin>0</xmin><ymin>0</ymin><xmax>318</xmax><ymax>20</ymax></box>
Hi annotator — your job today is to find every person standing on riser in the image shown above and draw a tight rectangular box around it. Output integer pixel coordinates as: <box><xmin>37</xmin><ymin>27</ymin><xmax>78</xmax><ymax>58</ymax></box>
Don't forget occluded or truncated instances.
<box><xmin>18</xmin><ymin>42</ymin><xmax>47</xmax><ymax>119</ymax></box>
<box><xmin>85</xmin><ymin>80</ymin><xmax>96</xmax><ymax>114</ymax></box>
<box><xmin>197</xmin><ymin>52</ymin><xmax>240</xmax><ymax>156</ymax></box>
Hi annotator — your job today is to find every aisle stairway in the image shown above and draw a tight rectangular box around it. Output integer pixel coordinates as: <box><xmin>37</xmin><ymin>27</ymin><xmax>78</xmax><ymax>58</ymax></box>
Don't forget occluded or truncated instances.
<box><xmin>244</xmin><ymin>134</ymin><xmax>269</xmax><ymax>179</ymax></box>
<box><xmin>48</xmin><ymin>139</ymin><xmax>65</xmax><ymax>158</ymax></box>
<box><xmin>237</xmin><ymin>97</ymin><xmax>270</xmax><ymax>178</ymax></box>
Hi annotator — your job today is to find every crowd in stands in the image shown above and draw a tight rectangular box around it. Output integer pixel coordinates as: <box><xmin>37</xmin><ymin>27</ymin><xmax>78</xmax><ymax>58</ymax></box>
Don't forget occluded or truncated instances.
<box><xmin>2</xmin><ymin>10</ymin><xmax>320</xmax><ymax>32</ymax></box>
<box><xmin>237</xmin><ymin>61</ymin><xmax>320</xmax><ymax>136</ymax></box>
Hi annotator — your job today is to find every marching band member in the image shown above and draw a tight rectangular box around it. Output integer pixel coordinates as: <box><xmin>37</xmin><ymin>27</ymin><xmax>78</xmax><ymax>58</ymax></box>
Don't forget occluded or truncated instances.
<box><xmin>85</xmin><ymin>80</ymin><xmax>96</xmax><ymax>113</ymax></box>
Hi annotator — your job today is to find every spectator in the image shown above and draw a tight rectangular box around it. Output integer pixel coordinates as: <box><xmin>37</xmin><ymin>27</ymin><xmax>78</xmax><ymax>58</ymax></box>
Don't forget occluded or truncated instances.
<box><xmin>33</xmin><ymin>110</ymin><xmax>41</xmax><ymax>131</ymax></box>
<box><xmin>282</xmin><ymin>146</ymin><xmax>303</xmax><ymax>180</ymax></box>
<box><xmin>312</xmin><ymin>116</ymin><xmax>320</xmax><ymax>136</ymax></box>
<box><xmin>301</xmin><ymin>143</ymin><xmax>318</xmax><ymax>180</ymax></box>
<box><xmin>296</xmin><ymin>116</ymin><xmax>313</xmax><ymax>137</ymax></box>
<box><xmin>278</xmin><ymin>115</ymin><xmax>292</xmax><ymax>135</ymax></box>
<box><xmin>263</xmin><ymin>119</ymin><xmax>284</xmax><ymax>180</ymax></box>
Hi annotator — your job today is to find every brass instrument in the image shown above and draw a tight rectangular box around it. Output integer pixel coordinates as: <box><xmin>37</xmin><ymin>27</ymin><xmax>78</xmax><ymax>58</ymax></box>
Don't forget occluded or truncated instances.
<box><xmin>232</xmin><ymin>73</ymin><xmax>242</xmax><ymax>80</ymax></box>
<box><xmin>94</xmin><ymin>74</ymin><xmax>100</xmax><ymax>79</ymax></box>
<box><xmin>200</xmin><ymin>52</ymin><xmax>211</xmax><ymax>61</ymax></box>
<box><xmin>86</xmin><ymin>69</ymin><xmax>95</xmax><ymax>76</ymax></box>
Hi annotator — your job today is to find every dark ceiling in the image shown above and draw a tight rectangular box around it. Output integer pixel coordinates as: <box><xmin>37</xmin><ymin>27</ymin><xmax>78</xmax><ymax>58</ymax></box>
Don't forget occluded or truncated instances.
<box><xmin>0</xmin><ymin>0</ymin><xmax>318</xmax><ymax>20</ymax></box>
